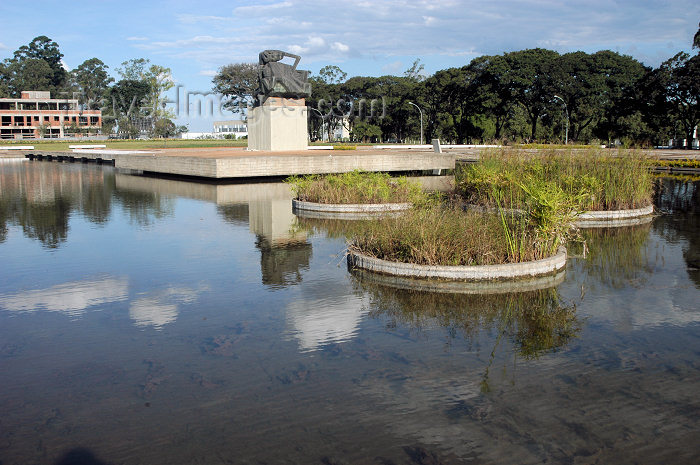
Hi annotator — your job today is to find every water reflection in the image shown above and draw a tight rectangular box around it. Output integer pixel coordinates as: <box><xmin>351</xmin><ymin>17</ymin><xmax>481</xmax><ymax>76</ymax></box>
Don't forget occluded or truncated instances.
<box><xmin>0</xmin><ymin>161</ymin><xmax>174</xmax><ymax>247</ymax></box>
<box><xmin>654</xmin><ymin>178</ymin><xmax>700</xmax><ymax>288</ymax></box>
<box><xmin>0</xmin><ymin>275</ymin><xmax>128</xmax><ymax>317</ymax></box>
<box><xmin>286</xmin><ymin>293</ymin><xmax>368</xmax><ymax>351</ymax></box>
<box><xmin>129</xmin><ymin>284</ymin><xmax>209</xmax><ymax>329</ymax></box>
<box><xmin>571</xmin><ymin>224</ymin><xmax>653</xmax><ymax>289</ymax></box>
<box><xmin>353</xmin><ymin>274</ymin><xmax>581</xmax><ymax>392</ymax></box>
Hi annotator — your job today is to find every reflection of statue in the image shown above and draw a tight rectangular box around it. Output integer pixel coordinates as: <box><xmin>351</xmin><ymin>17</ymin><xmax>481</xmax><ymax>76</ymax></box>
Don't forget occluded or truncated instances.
<box><xmin>255</xmin><ymin>50</ymin><xmax>312</xmax><ymax>105</ymax></box>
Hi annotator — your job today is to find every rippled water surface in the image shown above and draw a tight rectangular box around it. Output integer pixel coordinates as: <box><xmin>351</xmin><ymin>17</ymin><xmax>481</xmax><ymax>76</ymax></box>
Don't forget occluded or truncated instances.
<box><xmin>1</xmin><ymin>160</ymin><xmax>699</xmax><ymax>465</ymax></box>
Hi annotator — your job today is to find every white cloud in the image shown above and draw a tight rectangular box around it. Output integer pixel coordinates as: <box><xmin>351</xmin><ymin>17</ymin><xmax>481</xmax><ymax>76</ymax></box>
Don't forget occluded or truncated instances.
<box><xmin>126</xmin><ymin>36</ymin><xmax>149</xmax><ymax>41</ymax></box>
<box><xmin>233</xmin><ymin>1</ymin><xmax>293</xmax><ymax>15</ymax></box>
<box><xmin>0</xmin><ymin>42</ymin><xmax>8</xmax><ymax>50</ymax></box>
<box><xmin>199</xmin><ymin>69</ymin><xmax>218</xmax><ymax>77</ymax></box>
<box><xmin>331</xmin><ymin>42</ymin><xmax>350</xmax><ymax>53</ymax></box>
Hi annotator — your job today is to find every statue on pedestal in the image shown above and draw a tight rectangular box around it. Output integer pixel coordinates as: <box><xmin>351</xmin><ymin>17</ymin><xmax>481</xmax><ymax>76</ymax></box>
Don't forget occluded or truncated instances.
<box><xmin>255</xmin><ymin>50</ymin><xmax>312</xmax><ymax>106</ymax></box>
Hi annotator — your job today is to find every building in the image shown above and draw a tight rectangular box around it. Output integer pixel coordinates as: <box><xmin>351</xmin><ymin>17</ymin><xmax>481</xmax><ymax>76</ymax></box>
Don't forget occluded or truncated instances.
<box><xmin>213</xmin><ymin>120</ymin><xmax>248</xmax><ymax>139</ymax></box>
<box><xmin>0</xmin><ymin>91</ymin><xmax>102</xmax><ymax>139</ymax></box>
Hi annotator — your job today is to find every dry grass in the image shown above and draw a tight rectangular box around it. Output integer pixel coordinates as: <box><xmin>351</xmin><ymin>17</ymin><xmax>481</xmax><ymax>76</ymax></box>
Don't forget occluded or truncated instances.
<box><xmin>286</xmin><ymin>170</ymin><xmax>424</xmax><ymax>204</ymax></box>
<box><xmin>348</xmin><ymin>203</ymin><xmax>556</xmax><ymax>266</ymax></box>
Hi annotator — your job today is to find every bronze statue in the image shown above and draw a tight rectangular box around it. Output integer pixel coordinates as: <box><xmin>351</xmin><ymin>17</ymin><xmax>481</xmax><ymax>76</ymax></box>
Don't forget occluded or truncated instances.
<box><xmin>255</xmin><ymin>50</ymin><xmax>312</xmax><ymax>105</ymax></box>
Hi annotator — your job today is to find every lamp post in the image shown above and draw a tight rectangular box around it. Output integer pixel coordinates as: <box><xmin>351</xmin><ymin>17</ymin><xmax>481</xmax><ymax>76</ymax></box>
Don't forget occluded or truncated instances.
<box><xmin>407</xmin><ymin>101</ymin><xmax>423</xmax><ymax>145</ymax></box>
<box><xmin>553</xmin><ymin>95</ymin><xmax>569</xmax><ymax>145</ymax></box>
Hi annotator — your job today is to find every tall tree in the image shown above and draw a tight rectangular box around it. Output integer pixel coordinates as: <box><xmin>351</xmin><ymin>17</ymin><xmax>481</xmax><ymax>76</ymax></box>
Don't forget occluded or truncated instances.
<box><xmin>11</xmin><ymin>36</ymin><xmax>67</xmax><ymax>92</ymax></box>
<box><xmin>212</xmin><ymin>62</ymin><xmax>258</xmax><ymax>114</ymax></box>
<box><xmin>116</xmin><ymin>58</ymin><xmax>150</xmax><ymax>81</ymax></box>
<box><xmin>658</xmin><ymin>52</ymin><xmax>700</xmax><ymax>149</ymax></box>
<box><xmin>694</xmin><ymin>22</ymin><xmax>700</xmax><ymax>49</ymax></box>
<box><xmin>71</xmin><ymin>58</ymin><xmax>114</xmax><ymax>109</ymax></box>
<box><xmin>505</xmin><ymin>48</ymin><xmax>560</xmax><ymax>140</ymax></box>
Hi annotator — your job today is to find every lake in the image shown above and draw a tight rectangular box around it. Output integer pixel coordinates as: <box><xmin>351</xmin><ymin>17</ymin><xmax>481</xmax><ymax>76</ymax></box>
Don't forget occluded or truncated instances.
<box><xmin>0</xmin><ymin>160</ymin><xmax>698</xmax><ymax>465</ymax></box>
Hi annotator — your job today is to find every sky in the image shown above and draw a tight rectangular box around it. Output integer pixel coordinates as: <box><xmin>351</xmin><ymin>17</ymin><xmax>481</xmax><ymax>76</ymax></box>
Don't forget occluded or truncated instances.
<box><xmin>1</xmin><ymin>0</ymin><xmax>698</xmax><ymax>131</ymax></box>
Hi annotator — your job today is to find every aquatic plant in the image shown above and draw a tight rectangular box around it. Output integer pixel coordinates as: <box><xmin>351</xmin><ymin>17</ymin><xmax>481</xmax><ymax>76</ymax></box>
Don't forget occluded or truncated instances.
<box><xmin>457</xmin><ymin>147</ymin><xmax>654</xmax><ymax>212</ymax></box>
<box><xmin>286</xmin><ymin>170</ymin><xmax>425</xmax><ymax>204</ymax></box>
<box><xmin>348</xmin><ymin>203</ymin><xmax>561</xmax><ymax>266</ymax></box>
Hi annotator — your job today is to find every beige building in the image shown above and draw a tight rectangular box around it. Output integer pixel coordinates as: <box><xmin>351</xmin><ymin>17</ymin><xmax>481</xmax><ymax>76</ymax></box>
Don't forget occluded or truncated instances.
<box><xmin>0</xmin><ymin>91</ymin><xmax>102</xmax><ymax>139</ymax></box>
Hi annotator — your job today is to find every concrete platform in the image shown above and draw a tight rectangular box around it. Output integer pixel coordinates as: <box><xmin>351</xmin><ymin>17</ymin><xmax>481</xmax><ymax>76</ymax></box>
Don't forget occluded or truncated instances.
<box><xmin>14</xmin><ymin>146</ymin><xmax>456</xmax><ymax>179</ymax></box>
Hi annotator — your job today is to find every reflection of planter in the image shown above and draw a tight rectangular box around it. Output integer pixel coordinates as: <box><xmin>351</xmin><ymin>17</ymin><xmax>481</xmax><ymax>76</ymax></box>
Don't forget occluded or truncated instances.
<box><xmin>292</xmin><ymin>199</ymin><xmax>411</xmax><ymax>220</ymax></box>
<box><xmin>350</xmin><ymin>266</ymin><xmax>566</xmax><ymax>294</ymax></box>
<box><xmin>574</xmin><ymin>205</ymin><xmax>654</xmax><ymax>228</ymax></box>
<box><xmin>347</xmin><ymin>247</ymin><xmax>567</xmax><ymax>281</ymax></box>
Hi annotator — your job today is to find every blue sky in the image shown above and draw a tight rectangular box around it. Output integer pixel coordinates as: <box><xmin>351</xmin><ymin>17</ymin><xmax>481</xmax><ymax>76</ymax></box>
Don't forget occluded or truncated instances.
<box><xmin>1</xmin><ymin>0</ymin><xmax>698</xmax><ymax>131</ymax></box>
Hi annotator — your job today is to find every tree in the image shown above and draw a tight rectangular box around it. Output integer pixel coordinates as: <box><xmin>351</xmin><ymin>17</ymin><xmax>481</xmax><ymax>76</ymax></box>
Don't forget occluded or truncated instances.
<box><xmin>694</xmin><ymin>22</ymin><xmax>700</xmax><ymax>49</ymax></box>
<box><xmin>212</xmin><ymin>62</ymin><xmax>258</xmax><ymax>114</ymax></box>
<box><xmin>0</xmin><ymin>62</ymin><xmax>10</xmax><ymax>97</ymax></box>
<box><xmin>505</xmin><ymin>49</ymin><xmax>560</xmax><ymax>140</ymax></box>
<box><xmin>659</xmin><ymin>52</ymin><xmax>700</xmax><ymax>149</ymax></box>
<box><xmin>318</xmin><ymin>65</ymin><xmax>347</xmax><ymax>84</ymax></box>
<box><xmin>5</xmin><ymin>58</ymin><xmax>54</xmax><ymax>95</ymax></box>
<box><xmin>144</xmin><ymin>64</ymin><xmax>174</xmax><ymax>121</ymax></box>
<box><xmin>351</xmin><ymin>121</ymin><xmax>382</xmax><ymax>142</ymax></box>
<box><xmin>404</xmin><ymin>59</ymin><xmax>426</xmax><ymax>82</ymax></box>
<box><xmin>116</xmin><ymin>58</ymin><xmax>150</xmax><ymax>81</ymax></box>
<box><xmin>71</xmin><ymin>58</ymin><xmax>113</xmax><ymax>109</ymax></box>
<box><xmin>11</xmin><ymin>36</ymin><xmax>67</xmax><ymax>92</ymax></box>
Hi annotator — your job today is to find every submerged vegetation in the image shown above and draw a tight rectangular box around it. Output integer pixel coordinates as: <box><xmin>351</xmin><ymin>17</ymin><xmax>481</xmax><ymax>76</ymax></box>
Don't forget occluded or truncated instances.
<box><xmin>286</xmin><ymin>170</ymin><xmax>424</xmax><ymax>204</ymax></box>
<box><xmin>458</xmin><ymin>148</ymin><xmax>654</xmax><ymax>211</ymax></box>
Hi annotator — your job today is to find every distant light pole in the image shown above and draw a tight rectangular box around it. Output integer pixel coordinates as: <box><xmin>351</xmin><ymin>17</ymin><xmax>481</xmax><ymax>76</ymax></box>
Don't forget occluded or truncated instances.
<box><xmin>553</xmin><ymin>95</ymin><xmax>569</xmax><ymax>145</ymax></box>
<box><xmin>407</xmin><ymin>101</ymin><xmax>424</xmax><ymax>145</ymax></box>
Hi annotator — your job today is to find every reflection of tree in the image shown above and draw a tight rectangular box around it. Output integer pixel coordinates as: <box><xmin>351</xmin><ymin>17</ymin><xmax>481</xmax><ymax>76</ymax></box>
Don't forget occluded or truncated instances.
<box><xmin>256</xmin><ymin>236</ymin><xmax>312</xmax><ymax>288</ymax></box>
<box><xmin>112</xmin><ymin>189</ymin><xmax>174</xmax><ymax>226</ymax></box>
<box><xmin>16</xmin><ymin>197</ymin><xmax>72</xmax><ymax>248</ymax></box>
<box><xmin>80</xmin><ymin>172</ymin><xmax>114</xmax><ymax>224</ymax></box>
<box><xmin>0</xmin><ymin>162</ymin><xmax>119</xmax><ymax>247</ymax></box>
<box><xmin>570</xmin><ymin>224</ymin><xmax>652</xmax><ymax>289</ymax></box>
<box><xmin>216</xmin><ymin>204</ymin><xmax>250</xmax><ymax>227</ymax></box>
<box><xmin>654</xmin><ymin>178</ymin><xmax>700</xmax><ymax>287</ymax></box>
<box><xmin>354</xmin><ymin>276</ymin><xmax>581</xmax><ymax>390</ymax></box>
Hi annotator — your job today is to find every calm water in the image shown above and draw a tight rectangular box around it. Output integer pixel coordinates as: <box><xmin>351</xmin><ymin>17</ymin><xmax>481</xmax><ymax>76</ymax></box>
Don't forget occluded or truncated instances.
<box><xmin>0</xmin><ymin>160</ymin><xmax>699</xmax><ymax>465</ymax></box>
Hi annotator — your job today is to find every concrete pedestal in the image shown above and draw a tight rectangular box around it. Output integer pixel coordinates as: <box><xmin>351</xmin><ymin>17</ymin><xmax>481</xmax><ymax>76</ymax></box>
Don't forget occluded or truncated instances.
<box><xmin>248</xmin><ymin>97</ymin><xmax>308</xmax><ymax>151</ymax></box>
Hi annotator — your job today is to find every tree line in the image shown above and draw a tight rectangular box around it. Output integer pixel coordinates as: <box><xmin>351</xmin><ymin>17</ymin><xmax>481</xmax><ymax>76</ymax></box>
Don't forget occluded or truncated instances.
<box><xmin>214</xmin><ymin>24</ymin><xmax>699</xmax><ymax>149</ymax></box>
<box><xmin>0</xmin><ymin>36</ymin><xmax>184</xmax><ymax>138</ymax></box>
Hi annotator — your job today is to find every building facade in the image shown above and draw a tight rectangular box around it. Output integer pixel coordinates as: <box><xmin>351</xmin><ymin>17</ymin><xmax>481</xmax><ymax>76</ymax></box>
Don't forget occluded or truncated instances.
<box><xmin>0</xmin><ymin>91</ymin><xmax>102</xmax><ymax>139</ymax></box>
<box><xmin>213</xmin><ymin>120</ymin><xmax>248</xmax><ymax>139</ymax></box>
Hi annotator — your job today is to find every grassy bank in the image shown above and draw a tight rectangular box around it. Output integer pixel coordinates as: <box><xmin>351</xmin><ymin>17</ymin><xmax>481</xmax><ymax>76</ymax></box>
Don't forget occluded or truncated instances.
<box><xmin>458</xmin><ymin>148</ymin><xmax>654</xmax><ymax>212</ymax></box>
<box><xmin>287</xmin><ymin>171</ymin><xmax>424</xmax><ymax>204</ymax></box>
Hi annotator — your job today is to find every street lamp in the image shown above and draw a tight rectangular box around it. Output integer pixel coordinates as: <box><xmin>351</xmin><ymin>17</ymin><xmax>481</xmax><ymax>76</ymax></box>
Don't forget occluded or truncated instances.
<box><xmin>553</xmin><ymin>95</ymin><xmax>569</xmax><ymax>145</ymax></box>
<box><xmin>407</xmin><ymin>101</ymin><xmax>424</xmax><ymax>145</ymax></box>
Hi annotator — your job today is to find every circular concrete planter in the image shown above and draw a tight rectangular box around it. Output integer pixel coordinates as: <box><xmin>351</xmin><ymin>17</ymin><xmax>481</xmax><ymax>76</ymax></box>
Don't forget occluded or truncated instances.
<box><xmin>347</xmin><ymin>247</ymin><xmax>567</xmax><ymax>282</ymax></box>
<box><xmin>351</xmin><ymin>267</ymin><xmax>566</xmax><ymax>294</ymax></box>
<box><xmin>574</xmin><ymin>205</ymin><xmax>654</xmax><ymax>228</ymax></box>
<box><xmin>292</xmin><ymin>199</ymin><xmax>411</xmax><ymax>219</ymax></box>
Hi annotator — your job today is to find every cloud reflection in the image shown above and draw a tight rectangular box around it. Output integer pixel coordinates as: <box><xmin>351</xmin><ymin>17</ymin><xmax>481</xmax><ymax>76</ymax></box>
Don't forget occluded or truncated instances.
<box><xmin>0</xmin><ymin>276</ymin><xmax>128</xmax><ymax>317</ymax></box>
<box><xmin>129</xmin><ymin>285</ymin><xmax>209</xmax><ymax>329</ymax></box>
<box><xmin>286</xmin><ymin>294</ymin><xmax>368</xmax><ymax>351</ymax></box>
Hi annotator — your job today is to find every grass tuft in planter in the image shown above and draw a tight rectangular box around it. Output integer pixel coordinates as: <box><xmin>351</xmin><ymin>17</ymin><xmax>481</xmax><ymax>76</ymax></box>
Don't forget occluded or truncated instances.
<box><xmin>286</xmin><ymin>170</ymin><xmax>425</xmax><ymax>205</ymax></box>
